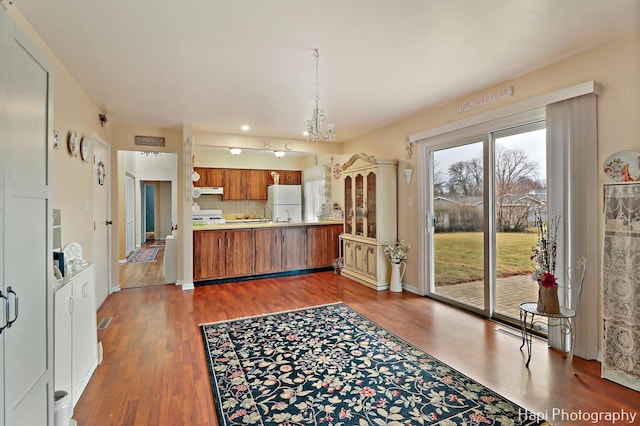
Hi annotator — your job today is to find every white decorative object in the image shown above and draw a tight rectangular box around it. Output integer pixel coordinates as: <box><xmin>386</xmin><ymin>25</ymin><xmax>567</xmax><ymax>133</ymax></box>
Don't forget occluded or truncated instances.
<box><xmin>404</xmin><ymin>167</ymin><xmax>413</xmax><ymax>187</ymax></box>
<box><xmin>602</xmin><ymin>183</ymin><xmax>640</xmax><ymax>391</ymax></box>
<box><xmin>389</xmin><ymin>262</ymin><xmax>406</xmax><ymax>292</ymax></box>
<box><xmin>459</xmin><ymin>86</ymin><xmax>513</xmax><ymax>113</ymax></box>
<box><xmin>603</xmin><ymin>150</ymin><xmax>640</xmax><ymax>182</ymax></box>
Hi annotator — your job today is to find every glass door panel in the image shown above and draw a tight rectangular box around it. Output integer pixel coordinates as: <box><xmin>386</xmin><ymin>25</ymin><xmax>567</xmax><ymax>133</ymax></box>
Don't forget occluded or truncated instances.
<box><xmin>494</xmin><ymin>126</ymin><xmax>546</xmax><ymax>321</ymax></box>
<box><xmin>431</xmin><ymin>141</ymin><xmax>485</xmax><ymax>311</ymax></box>
<box><xmin>366</xmin><ymin>171</ymin><xmax>376</xmax><ymax>239</ymax></box>
<box><xmin>344</xmin><ymin>175</ymin><xmax>353</xmax><ymax>234</ymax></box>
<box><xmin>355</xmin><ymin>174</ymin><xmax>364</xmax><ymax>236</ymax></box>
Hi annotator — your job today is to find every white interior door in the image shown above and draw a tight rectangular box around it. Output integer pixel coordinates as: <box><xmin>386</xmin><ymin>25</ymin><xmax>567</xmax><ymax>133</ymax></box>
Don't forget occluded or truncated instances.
<box><xmin>125</xmin><ymin>174</ymin><xmax>135</xmax><ymax>255</ymax></box>
<box><xmin>93</xmin><ymin>135</ymin><xmax>112</xmax><ymax>307</ymax></box>
<box><xmin>0</xmin><ymin>7</ymin><xmax>54</xmax><ymax>425</ymax></box>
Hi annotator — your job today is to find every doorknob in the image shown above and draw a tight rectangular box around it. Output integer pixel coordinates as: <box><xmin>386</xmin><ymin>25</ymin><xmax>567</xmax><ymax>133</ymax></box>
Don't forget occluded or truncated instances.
<box><xmin>106</xmin><ymin>220</ymin><xmax>113</xmax><ymax>225</ymax></box>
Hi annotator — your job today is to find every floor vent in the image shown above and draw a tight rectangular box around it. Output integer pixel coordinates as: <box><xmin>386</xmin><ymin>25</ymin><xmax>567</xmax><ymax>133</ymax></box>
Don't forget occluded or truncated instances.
<box><xmin>495</xmin><ymin>327</ymin><xmax>524</xmax><ymax>340</ymax></box>
<box><xmin>97</xmin><ymin>317</ymin><xmax>112</xmax><ymax>331</ymax></box>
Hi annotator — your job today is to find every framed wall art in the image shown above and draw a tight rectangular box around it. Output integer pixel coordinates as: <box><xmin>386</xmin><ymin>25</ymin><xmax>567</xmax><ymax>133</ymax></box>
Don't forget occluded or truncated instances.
<box><xmin>135</xmin><ymin>135</ymin><xmax>165</xmax><ymax>147</ymax></box>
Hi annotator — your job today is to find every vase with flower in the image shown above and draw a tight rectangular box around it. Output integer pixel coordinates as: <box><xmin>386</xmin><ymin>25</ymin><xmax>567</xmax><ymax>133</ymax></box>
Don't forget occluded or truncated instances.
<box><xmin>531</xmin><ymin>211</ymin><xmax>561</xmax><ymax>314</ymax></box>
<box><xmin>383</xmin><ymin>240</ymin><xmax>409</xmax><ymax>292</ymax></box>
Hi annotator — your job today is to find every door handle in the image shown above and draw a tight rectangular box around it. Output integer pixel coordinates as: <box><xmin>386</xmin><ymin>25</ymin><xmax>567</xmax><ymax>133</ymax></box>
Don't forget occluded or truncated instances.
<box><xmin>6</xmin><ymin>286</ymin><xmax>18</xmax><ymax>329</ymax></box>
<box><xmin>0</xmin><ymin>290</ymin><xmax>7</xmax><ymax>334</ymax></box>
<box><xmin>106</xmin><ymin>220</ymin><xmax>113</xmax><ymax>225</ymax></box>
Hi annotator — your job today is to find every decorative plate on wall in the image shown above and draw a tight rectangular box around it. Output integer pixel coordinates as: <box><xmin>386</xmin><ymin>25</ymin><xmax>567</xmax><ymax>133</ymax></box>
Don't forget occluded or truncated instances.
<box><xmin>80</xmin><ymin>136</ymin><xmax>90</xmax><ymax>161</ymax></box>
<box><xmin>68</xmin><ymin>130</ymin><xmax>79</xmax><ymax>156</ymax></box>
<box><xmin>603</xmin><ymin>150</ymin><xmax>640</xmax><ymax>182</ymax></box>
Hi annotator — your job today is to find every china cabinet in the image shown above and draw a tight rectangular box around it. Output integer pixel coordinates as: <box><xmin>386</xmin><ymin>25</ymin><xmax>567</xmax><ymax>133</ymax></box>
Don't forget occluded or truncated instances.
<box><xmin>341</xmin><ymin>154</ymin><xmax>397</xmax><ymax>290</ymax></box>
<box><xmin>601</xmin><ymin>183</ymin><xmax>640</xmax><ymax>391</ymax></box>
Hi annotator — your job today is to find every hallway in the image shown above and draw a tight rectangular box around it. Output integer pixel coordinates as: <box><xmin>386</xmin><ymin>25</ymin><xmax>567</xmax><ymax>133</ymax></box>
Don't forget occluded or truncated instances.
<box><xmin>119</xmin><ymin>240</ymin><xmax>167</xmax><ymax>288</ymax></box>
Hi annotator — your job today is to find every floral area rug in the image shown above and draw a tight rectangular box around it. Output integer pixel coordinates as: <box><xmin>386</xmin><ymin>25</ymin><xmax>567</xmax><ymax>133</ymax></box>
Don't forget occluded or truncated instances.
<box><xmin>200</xmin><ymin>302</ymin><xmax>544</xmax><ymax>425</ymax></box>
<box><xmin>126</xmin><ymin>248</ymin><xmax>159</xmax><ymax>263</ymax></box>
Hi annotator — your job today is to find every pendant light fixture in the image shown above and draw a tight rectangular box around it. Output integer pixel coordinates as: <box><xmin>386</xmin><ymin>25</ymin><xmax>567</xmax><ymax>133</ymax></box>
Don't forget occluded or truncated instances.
<box><xmin>305</xmin><ymin>49</ymin><xmax>335</xmax><ymax>143</ymax></box>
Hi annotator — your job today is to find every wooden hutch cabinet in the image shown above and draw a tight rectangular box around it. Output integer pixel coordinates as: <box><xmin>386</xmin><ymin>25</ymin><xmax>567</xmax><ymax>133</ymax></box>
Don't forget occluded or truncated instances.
<box><xmin>341</xmin><ymin>154</ymin><xmax>397</xmax><ymax>290</ymax></box>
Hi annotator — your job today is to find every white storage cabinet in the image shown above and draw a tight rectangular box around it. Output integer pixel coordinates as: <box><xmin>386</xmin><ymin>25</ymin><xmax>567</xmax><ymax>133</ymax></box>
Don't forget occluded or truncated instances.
<box><xmin>54</xmin><ymin>264</ymin><xmax>99</xmax><ymax>407</ymax></box>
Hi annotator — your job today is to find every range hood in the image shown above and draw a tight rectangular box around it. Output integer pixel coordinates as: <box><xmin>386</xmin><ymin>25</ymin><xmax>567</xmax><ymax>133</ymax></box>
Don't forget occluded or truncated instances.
<box><xmin>199</xmin><ymin>187</ymin><xmax>224</xmax><ymax>195</ymax></box>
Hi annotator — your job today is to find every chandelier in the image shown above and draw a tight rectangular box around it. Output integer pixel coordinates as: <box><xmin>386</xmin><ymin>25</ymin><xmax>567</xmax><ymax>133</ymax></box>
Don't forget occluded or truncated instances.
<box><xmin>305</xmin><ymin>49</ymin><xmax>335</xmax><ymax>142</ymax></box>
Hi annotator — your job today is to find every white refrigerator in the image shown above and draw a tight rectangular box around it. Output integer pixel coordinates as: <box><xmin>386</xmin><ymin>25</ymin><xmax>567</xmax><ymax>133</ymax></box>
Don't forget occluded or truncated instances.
<box><xmin>267</xmin><ymin>185</ymin><xmax>302</xmax><ymax>222</ymax></box>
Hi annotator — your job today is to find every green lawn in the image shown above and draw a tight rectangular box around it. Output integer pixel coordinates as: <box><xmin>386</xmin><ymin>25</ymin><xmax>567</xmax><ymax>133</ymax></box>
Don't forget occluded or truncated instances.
<box><xmin>434</xmin><ymin>231</ymin><xmax>537</xmax><ymax>285</ymax></box>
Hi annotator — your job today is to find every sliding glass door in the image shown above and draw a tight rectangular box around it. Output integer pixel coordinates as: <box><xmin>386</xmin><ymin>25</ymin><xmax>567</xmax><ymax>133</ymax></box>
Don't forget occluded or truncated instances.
<box><xmin>427</xmin><ymin>122</ymin><xmax>546</xmax><ymax>321</ymax></box>
<box><xmin>431</xmin><ymin>140</ymin><xmax>486</xmax><ymax>312</ymax></box>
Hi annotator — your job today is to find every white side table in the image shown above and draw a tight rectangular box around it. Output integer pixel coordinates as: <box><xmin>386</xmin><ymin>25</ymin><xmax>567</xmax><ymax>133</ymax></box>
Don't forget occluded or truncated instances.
<box><xmin>519</xmin><ymin>302</ymin><xmax>577</xmax><ymax>373</ymax></box>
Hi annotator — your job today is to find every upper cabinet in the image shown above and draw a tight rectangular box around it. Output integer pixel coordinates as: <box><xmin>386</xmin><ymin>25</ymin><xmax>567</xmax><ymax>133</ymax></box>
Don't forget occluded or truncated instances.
<box><xmin>193</xmin><ymin>167</ymin><xmax>224</xmax><ymax>188</ymax></box>
<box><xmin>341</xmin><ymin>154</ymin><xmax>397</xmax><ymax>290</ymax></box>
<box><xmin>194</xmin><ymin>167</ymin><xmax>302</xmax><ymax>200</ymax></box>
<box><xmin>224</xmin><ymin>169</ymin><xmax>247</xmax><ymax>200</ymax></box>
<box><xmin>271</xmin><ymin>170</ymin><xmax>302</xmax><ymax>185</ymax></box>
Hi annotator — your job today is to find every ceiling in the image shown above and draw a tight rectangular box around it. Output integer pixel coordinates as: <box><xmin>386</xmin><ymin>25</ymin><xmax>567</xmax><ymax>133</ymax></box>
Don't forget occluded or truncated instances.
<box><xmin>14</xmin><ymin>0</ymin><xmax>640</xmax><ymax>142</ymax></box>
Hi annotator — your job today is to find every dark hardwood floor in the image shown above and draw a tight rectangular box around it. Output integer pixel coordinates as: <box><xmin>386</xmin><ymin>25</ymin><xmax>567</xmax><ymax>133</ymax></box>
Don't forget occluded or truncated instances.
<box><xmin>74</xmin><ymin>272</ymin><xmax>639</xmax><ymax>425</ymax></box>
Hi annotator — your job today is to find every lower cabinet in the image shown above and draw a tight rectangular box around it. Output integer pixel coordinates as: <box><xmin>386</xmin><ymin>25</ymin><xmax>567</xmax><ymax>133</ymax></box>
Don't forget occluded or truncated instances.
<box><xmin>282</xmin><ymin>227</ymin><xmax>307</xmax><ymax>271</ymax></box>
<box><xmin>254</xmin><ymin>228</ymin><xmax>282</xmax><ymax>274</ymax></box>
<box><xmin>54</xmin><ymin>264</ymin><xmax>98</xmax><ymax>408</ymax></box>
<box><xmin>193</xmin><ymin>229</ymin><xmax>254</xmax><ymax>280</ymax></box>
<box><xmin>341</xmin><ymin>237</ymin><xmax>388</xmax><ymax>290</ymax></box>
<box><xmin>307</xmin><ymin>224</ymin><xmax>343</xmax><ymax>268</ymax></box>
<box><xmin>194</xmin><ymin>224</ymin><xmax>342</xmax><ymax>280</ymax></box>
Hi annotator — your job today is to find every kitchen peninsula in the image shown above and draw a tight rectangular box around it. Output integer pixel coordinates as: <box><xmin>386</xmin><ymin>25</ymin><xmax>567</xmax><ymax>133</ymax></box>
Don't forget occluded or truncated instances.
<box><xmin>193</xmin><ymin>220</ymin><xmax>343</xmax><ymax>283</ymax></box>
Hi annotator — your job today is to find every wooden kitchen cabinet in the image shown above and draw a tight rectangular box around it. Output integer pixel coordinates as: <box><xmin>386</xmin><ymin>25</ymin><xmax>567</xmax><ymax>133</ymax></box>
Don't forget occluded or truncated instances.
<box><xmin>193</xmin><ymin>167</ymin><xmax>224</xmax><ymax>187</ymax></box>
<box><xmin>269</xmin><ymin>170</ymin><xmax>302</xmax><ymax>185</ymax></box>
<box><xmin>281</xmin><ymin>227</ymin><xmax>307</xmax><ymax>270</ymax></box>
<box><xmin>306</xmin><ymin>224</ymin><xmax>343</xmax><ymax>268</ymax></box>
<box><xmin>225</xmin><ymin>229</ymin><xmax>255</xmax><ymax>277</ymax></box>
<box><xmin>224</xmin><ymin>169</ymin><xmax>246</xmax><ymax>200</ymax></box>
<box><xmin>254</xmin><ymin>228</ymin><xmax>282</xmax><ymax>274</ymax></box>
<box><xmin>193</xmin><ymin>230</ymin><xmax>226</xmax><ymax>279</ymax></box>
<box><xmin>246</xmin><ymin>169</ymin><xmax>269</xmax><ymax>200</ymax></box>
<box><xmin>194</xmin><ymin>229</ymin><xmax>254</xmax><ymax>279</ymax></box>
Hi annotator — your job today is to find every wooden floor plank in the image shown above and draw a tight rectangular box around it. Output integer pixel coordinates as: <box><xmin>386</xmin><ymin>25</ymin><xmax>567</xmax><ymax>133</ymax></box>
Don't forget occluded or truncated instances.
<box><xmin>74</xmin><ymin>272</ymin><xmax>639</xmax><ymax>425</ymax></box>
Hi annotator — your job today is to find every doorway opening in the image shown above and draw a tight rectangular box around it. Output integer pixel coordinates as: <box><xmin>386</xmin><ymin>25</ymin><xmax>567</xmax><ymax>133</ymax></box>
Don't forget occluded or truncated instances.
<box><xmin>118</xmin><ymin>151</ymin><xmax>178</xmax><ymax>289</ymax></box>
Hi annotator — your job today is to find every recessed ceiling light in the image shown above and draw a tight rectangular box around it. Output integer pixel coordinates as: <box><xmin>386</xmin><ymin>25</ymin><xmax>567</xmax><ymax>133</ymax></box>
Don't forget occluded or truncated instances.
<box><xmin>303</xmin><ymin>130</ymin><xmax>309</xmax><ymax>137</ymax></box>
<box><xmin>241</xmin><ymin>124</ymin><xmax>250</xmax><ymax>132</ymax></box>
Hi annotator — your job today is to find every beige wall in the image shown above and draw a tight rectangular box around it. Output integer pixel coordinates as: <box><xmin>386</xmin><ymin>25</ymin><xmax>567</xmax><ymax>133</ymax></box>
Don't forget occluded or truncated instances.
<box><xmin>342</xmin><ymin>33</ymin><xmax>640</xmax><ymax>294</ymax></box>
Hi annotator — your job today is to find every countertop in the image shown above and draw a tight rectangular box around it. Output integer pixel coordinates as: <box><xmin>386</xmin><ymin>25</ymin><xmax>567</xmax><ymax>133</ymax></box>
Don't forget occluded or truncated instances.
<box><xmin>193</xmin><ymin>220</ymin><xmax>343</xmax><ymax>231</ymax></box>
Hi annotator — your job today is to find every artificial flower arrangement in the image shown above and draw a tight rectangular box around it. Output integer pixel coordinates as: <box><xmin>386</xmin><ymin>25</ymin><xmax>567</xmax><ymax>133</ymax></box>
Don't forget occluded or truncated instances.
<box><xmin>530</xmin><ymin>210</ymin><xmax>560</xmax><ymax>288</ymax></box>
<box><xmin>383</xmin><ymin>240</ymin><xmax>409</xmax><ymax>264</ymax></box>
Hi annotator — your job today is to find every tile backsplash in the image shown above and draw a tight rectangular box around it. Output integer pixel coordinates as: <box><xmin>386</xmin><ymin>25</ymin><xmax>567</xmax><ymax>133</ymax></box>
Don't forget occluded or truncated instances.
<box><xmin>196</xmin><ymin>196</ymin><xmax>267</xmax><ymax>220</ymax></box>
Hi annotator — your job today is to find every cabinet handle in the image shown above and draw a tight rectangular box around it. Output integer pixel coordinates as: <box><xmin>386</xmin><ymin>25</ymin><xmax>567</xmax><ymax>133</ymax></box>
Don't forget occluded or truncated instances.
<box><xmin>218</xmin><ymin>238</ymin><xmax>222</xmax><ymax>248</ymax></box>
<box><xmin>6</xmin><ymin>286</ymin><xmax>18</xmax><ymax>329</ymax></box>
<box><xmin>227</xmin><ymin>239</ymin><xmax>231</xmax><ymax>248</ymax></box>
<box><xmin>0</xmin><ymin>290</ymin><xmax>7</xmax><ymax>334</ymax></box>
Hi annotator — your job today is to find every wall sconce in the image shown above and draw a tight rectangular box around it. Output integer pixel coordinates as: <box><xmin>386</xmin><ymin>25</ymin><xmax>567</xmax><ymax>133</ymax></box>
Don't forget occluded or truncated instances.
<box><xmin>274</xmin><ymin>151</ymin><xmax>285</xmax><ymax>158</ymax></box>
<box><xmin>229</xmin><ymin>148</ymin><xmax>242</xmax><ymax>156</ymax></box>
<box><xmin>403</xmin><ymin>167</ymin><xmax>413</xmax><ymax>187</ymax></box>
<box><xmin>99</xmin><ymin>113</ymin><xmax>108</xmax><ymax>127</ymax></box>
